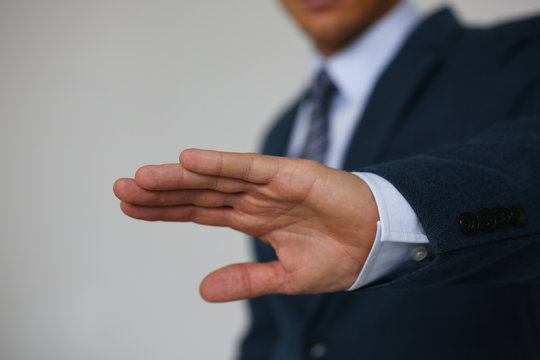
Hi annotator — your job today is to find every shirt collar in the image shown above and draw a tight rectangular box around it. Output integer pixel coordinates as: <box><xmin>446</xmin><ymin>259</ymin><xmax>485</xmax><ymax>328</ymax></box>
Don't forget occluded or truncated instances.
<box><xmin>310</xmin><ymin>1</ymin><xmax>421</xmax><ymax>102</ymax></box>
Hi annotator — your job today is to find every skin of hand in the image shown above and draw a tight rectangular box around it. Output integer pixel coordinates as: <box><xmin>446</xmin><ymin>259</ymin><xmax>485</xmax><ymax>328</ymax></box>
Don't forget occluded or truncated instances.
<box><xmin>113</xmin><ymin>149</ymin><xmax>379</xmax><ymax>302</ymax></box>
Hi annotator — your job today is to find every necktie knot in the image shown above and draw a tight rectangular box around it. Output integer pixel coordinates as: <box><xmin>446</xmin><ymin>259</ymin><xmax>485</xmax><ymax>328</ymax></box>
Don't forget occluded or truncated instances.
<box><xmin>308</xmin><ymin>70</ymin><xmax>337</xmax><ymax>105</ymax></box>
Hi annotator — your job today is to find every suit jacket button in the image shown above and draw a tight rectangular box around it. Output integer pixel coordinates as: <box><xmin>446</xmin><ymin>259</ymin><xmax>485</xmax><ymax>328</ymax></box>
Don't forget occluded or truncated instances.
<box><xmin>493</xmin><ymin>206</ymin><xmax>511</xmax><ymax>229</ymax></box>
<box><xmin>477</xmin><ymin>208</ymin><xmax>496</xmax><ymax>232</ymax></box>
<box><xmin>459</xmin><ymin>212</ymin><xmax>479</xmax><ymax>236</ymax></box>
<box><xmin>308</xmin><ymin>340</ymin><xmax>328</xmax><ymax>359</ymax></box>
<box><xmin>510</xmin><ymin>205</ymin><xmax>527</xmax><ymax>227</ymax></box>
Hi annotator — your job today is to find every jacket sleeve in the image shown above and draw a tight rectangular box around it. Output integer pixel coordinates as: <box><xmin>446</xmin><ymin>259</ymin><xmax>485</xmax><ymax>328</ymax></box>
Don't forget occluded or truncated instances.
<box><xmin>358</xmin><ymin>24</ymin><xmax>540</xmax><ymax>289</ymax></box>
<box><xmin>362</xmin><ymin>112</ymin><xmax>540</xmax><ymax>289</ymax></box>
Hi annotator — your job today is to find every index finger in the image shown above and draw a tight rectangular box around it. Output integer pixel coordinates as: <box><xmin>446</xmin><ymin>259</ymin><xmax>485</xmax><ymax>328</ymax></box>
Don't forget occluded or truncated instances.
<box><xmin>179</xmin><ymin>149</ymin><xmax>280</xmax><ymax>184</ymax></box>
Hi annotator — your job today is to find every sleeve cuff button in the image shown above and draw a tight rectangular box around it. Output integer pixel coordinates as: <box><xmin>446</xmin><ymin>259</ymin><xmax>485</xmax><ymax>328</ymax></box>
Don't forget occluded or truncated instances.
<box><xmin>510</xmin><ymin>205</ymin><xmax>527</xmax><ymax>227</ymax></box>
<box><xmin>459</xmin><ymin>212</ymin><xmax>479</xmax><ymax>236</ymax></box>
<box><xmin>411</xmin><ymin>246</ymin><xmax>428</xmax><ymax>261</ymax></box>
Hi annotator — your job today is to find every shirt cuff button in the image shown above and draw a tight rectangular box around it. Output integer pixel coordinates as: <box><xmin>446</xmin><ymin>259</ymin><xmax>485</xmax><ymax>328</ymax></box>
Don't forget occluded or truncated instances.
<box><xmin>411</xmin><ymin>246</ymin><xmax>428</xmax><ymax>261</ymax></box>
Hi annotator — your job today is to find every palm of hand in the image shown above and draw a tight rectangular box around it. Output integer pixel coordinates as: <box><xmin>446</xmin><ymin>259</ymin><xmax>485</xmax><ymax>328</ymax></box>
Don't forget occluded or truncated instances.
<box><xmin>114</xmin><ymin>150</ymin><xmax>378</xmax><ymax>301</ymax></box>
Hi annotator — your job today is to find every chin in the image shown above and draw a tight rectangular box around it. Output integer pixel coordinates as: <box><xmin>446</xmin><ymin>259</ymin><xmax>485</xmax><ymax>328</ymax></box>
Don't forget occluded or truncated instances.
<box><xmin>280</xmin><ymin>0</ymin><xmax>397</xmax><ymax>54</ymax></box>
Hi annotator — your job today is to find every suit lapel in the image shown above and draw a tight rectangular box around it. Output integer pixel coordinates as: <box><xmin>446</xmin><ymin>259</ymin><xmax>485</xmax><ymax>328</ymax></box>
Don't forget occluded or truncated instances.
<box><xmin>344</xmin><ymin>9</ymin><xmax>462</xmax><ymax>170</ymax></box>
<box><xmin>262</xmin><ymin>101</ymin><xmax>300</xmax><ymax>156</ymax></box>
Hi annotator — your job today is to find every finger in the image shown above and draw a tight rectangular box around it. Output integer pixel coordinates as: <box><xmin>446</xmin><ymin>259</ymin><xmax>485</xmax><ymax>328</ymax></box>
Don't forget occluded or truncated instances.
<box><xmin>114</xmin><ymin>178</ymin><xmax>237</xmax><ymax>207</ymax></box>
<box><xmin>180</xmin><ymin>149</ymin><xmax>280</xmax><ymax>184</ymax></box>
<box><xmin>120</xmin><ymin>201</ymin><xmax>235</xmax><ymax>227</ymax></box>
<box><xmin>134</xmin><ymin>164</ymin><xmax>249</xmax><ymax>192</ymax></box>
<box><xmin>199</xmin><ymin>261</ymin><xmax>289</xmax><ymax>302</ymax></box>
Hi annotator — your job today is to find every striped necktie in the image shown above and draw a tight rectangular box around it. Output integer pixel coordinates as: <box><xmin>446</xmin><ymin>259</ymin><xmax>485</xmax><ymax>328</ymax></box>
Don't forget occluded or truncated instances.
<box><xmin>300</xmin><ymin>70</ymin><xmax>337</xmax><ymax>164</ymax></box>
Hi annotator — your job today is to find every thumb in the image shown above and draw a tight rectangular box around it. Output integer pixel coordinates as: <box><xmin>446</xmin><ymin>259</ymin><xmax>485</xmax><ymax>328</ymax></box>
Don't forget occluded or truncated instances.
<box><xmin>199</xmin><ymin>261</ymin><xmax>286</xmax><ymax>302</ymax></box>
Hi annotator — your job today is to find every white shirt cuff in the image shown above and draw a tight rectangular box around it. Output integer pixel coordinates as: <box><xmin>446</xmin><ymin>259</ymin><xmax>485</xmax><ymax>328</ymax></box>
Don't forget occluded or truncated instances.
<box><xmin>347</xmin><ymin>172</ymin><xmax>430</xmax><ymax>290</ymax></box>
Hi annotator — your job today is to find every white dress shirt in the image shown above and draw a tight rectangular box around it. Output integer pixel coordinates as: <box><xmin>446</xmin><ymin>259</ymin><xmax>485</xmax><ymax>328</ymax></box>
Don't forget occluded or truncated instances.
<box><xmin>285</xmin><ymin>1</ymin><xmax>430</xmax><ymax>290</ymax></box>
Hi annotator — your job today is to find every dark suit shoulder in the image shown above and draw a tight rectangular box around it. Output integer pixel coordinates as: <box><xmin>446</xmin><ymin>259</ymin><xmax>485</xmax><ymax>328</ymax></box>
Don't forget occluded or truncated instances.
<box><xmin>465</xmin><ymin>14</ymin><xmax>540</xmax><ymax>114</ymax></box>
<box><xmin>459</xmin><ymin>12</ymin><xmax>540</xmax><ymax>64</ymax></box>
<box><xmin>417</xmin><ymin>9</ymin><xmax>540</xmax><ymax>119</ymax></box>
<box><xmin>416</xmin><ymin>8</ymin><xmax>540</xmax><ymax>61</ymax></box>
<box><xmin>485</xmin><ymin>11</ymin><xmax>540</xmax><ymax>39</ymax></box>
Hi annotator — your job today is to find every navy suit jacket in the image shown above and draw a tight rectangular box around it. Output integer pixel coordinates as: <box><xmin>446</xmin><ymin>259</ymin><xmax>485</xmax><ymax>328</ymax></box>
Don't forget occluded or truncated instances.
<box><xmin>239</xmin><ymin>9</ymin><xmax>540</xmax><ymax>360</ymax></box>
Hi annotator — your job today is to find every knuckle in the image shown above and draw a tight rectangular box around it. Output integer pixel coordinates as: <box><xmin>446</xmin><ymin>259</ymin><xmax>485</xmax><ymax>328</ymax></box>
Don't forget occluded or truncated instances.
<box><xmin>209</xmin><ymin>177</ymin><xmax>219</xmax><ymax>190</ymax></box>
<box><xmin>238</xmin><ymin>264</ymin><xmax>253</xmax><ymax>298</ymax></box>
<box><xmin>216</xmin><ymin>155</ymin><xmax>224</xmax><ymax>175</ymax></box>
<box><xmin>156</xmin><ymin>191</ymin><xmax>167</xmax><ymax>205</ymax></box>
<box><xmin>242</xmin><ymin>157</ymin><xmax>255</xmax><ymax>179</ymax></box>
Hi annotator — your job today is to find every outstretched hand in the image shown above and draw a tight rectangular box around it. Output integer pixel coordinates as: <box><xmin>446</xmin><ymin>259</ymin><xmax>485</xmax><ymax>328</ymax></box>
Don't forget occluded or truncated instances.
<box><xmin>113</xmin><ymin>149</ymin><xmax>379</xmax><ymax>302</ymax></box>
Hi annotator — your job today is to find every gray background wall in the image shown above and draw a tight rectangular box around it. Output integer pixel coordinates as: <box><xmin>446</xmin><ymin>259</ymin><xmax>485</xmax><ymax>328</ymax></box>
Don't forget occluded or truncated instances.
<box><xmin>1</xmin><ymin>1</ymin><xmax>539</xmax><ymax>359</ymax></box>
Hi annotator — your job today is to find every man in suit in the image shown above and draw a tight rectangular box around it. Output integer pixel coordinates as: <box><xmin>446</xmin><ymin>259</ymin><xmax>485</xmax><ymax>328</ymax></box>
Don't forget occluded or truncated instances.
<box><xmin>114</xmin><ymin>0</ymin><xmax>540</xmax><ymax>358</ymax></box>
